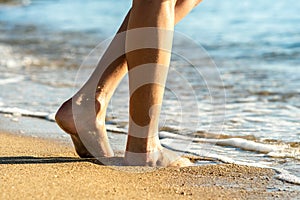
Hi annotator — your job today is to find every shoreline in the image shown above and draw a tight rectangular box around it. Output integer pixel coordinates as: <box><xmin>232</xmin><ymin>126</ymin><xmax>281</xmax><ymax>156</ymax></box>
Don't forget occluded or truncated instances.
<box><xmin>1</xmin><ymin>131</ymin><xmax>298</xmax><ymax>199</ymax></box>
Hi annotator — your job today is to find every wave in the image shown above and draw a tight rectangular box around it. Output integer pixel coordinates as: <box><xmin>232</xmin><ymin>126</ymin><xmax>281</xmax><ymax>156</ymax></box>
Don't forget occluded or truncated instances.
<box><xmin>0</xmin><ymin>107</ymin><xmax>131</xmax><ymax>134</ymax></box>
<box><xmin>161</xmin><ymin>137</ymin><xmax>300</xmax><ymax>185</ymax></box>
<box><xmin>1</xmin><ymin>106</ymin><xmax>299</xmax><ymax>185</ymax></box>
<box><xmin>0</xmin><ymin>74</ymin><xmax>25</xmax><ymax>85</ymax></box>
<box><xmin>1</xmin><ymin>106</ymin><xmax>299</xmax><ymax>159</ymax></box>
<box><xmin>0</xmin><ymin>107</ymin><xmax>55</xmax><ymax>121</ymax></box>
<box><xmin>160</xmin><ymin>131</ymin><xmax>300</xmax><ymax>159</ymax></box>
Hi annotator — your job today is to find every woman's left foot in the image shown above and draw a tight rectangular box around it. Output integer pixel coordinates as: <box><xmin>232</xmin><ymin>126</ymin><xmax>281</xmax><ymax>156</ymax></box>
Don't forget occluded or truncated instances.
<box><xmin>55</xmin><ymin>97</ymin><xmax>114</xmax><ymax>158</ymax></box>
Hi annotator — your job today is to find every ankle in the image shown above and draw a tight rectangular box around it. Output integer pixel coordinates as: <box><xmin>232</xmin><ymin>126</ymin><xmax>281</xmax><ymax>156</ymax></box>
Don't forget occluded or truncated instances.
<box><xmin>125</xmin><ymin>135</ymin><xmax>162</xmax><ymax>153</ymax></box>
<box><xmin>55</xmin><ymin>99</ymin><xmax>76</xmax><ymax>134</ymax></box>
<box><xmin>55</xmin><ymin>96</ymin><xmax>105</xmax><ymax>134</ymax></box>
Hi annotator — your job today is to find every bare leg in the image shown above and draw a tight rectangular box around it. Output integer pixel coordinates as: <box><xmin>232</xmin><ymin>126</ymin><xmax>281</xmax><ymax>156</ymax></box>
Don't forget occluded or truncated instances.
<box><xmin>124</xmin><ymin>0</ymin><xmax>191</xmax><ymax>167</ymax></box>
<box><xmin>55</xmin><ymin>0</ymin><xmax>202</xmax><ymax>158</ymax></box>
<box><xmin>55</xmin><ymin>13</ymin><xmax>130</xmax><ymax>158</ymax></box>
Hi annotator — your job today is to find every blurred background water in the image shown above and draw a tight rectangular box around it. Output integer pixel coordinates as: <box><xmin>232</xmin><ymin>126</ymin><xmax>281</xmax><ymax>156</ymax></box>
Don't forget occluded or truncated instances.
<box><xmin>0</xmin><ymin>0</ymin><xmax>299</xmax><ymax>185</ymax></box>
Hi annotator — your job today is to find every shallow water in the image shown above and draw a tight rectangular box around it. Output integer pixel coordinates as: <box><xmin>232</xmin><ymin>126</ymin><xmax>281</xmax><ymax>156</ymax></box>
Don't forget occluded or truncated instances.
<box><xmin>0</xmin><ymin>0</ymin><xmax>299</xmax><ymax>185</ymax></box>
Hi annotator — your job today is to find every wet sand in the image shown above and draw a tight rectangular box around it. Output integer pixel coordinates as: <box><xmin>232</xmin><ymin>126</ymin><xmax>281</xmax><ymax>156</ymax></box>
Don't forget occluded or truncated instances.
<box><xmin>1</xmin><ymin>132</ymin><xmax>298</xmax><ymax>199</ymax></box>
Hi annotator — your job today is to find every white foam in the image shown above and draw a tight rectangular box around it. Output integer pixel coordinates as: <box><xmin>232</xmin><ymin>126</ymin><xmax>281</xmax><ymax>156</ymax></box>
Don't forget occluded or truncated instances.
<box><xmin>0</xmin><ymin>44</ymin><xmax>40</xmax><ymax>70</ymax></box>
<box><xmin>22</xmin><ymin>0</ymin><xmax>31</xmax><ymax>6</ymax></box>
<box><xmin>0</xmin><ymin>106</ymin><xmax>299</xmax><ymax>185</ymax></box>
<box><xmin>0</xmin><ymin>75</ymin><xmax>25</xmax><ymax>85</ymax></box>
<box><xmin>267</xmin><ymin>150</ymin><xmax>300</xmax><ymax>160</ymax></box>
<box><xmin>159</xmin><ymin>131</ymin><xmax>286</xmax><ymax>153</ymax></box>
<box><xmin>105</xmin><ymin>124</ymin><xmax>127</xmax><ymax>134</ymax></box>
<box><xmin>0</xmin><ymin>107</ymin><xmax>50</xmax><ymax>119</ymax></box>
<box><xmin>45</xmin><ymin>113</ymin><xmax>56</xmax><ymax>122</ymax></box>
<box><xmin>161</xmin><ymin>138</ymin><xmax>300</xmax><ymax>185</ymax></box>
<box><xmin>0</xmin><ymin>107</ymin><xmax>128</xmax><ymax>133</ymax></box>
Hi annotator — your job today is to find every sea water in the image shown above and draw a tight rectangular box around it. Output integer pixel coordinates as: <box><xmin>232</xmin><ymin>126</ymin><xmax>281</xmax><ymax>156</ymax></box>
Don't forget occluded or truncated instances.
<box><xmin>0</xmin><ymin>0</ymin><xmax>299</xmax><ymax>186</ymax></box>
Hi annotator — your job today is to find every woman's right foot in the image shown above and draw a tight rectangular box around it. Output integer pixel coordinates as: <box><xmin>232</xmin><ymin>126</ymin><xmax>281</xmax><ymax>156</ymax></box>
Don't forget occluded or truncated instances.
<box><xmin>55</xmin><ymin>97</ymin><xmax>114</xmax><ymax>158</ymax></box>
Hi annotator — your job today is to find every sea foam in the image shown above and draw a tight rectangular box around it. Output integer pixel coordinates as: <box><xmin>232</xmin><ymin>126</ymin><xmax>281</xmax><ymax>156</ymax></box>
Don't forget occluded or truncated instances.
<box><xmin>161</xmin><ymin>137</ymin><xmax>300</xmax><ymax>185</ymax></box>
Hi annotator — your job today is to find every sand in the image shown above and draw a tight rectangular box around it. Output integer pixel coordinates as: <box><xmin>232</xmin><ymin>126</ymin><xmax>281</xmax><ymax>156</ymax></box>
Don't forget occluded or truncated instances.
<box><xmin>0</xmin><ymin>132</ymin><xmax>298</xmax><ymax>200</ymax></box>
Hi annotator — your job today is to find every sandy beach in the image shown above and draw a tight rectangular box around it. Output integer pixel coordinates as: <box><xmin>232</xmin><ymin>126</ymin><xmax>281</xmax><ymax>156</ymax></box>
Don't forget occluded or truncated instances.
<box><xmin>1</xmin><ymin>132</ymin><xmax>298</xmax><ymax>200</ymax></box>
<box><xmin>1</xmin><ymin>1</ymin><xmax>300</xmax><ymax>199</ymax></box>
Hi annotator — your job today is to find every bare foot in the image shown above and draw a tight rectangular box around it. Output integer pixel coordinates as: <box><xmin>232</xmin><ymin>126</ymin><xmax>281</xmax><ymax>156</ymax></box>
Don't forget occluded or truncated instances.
<box><xmin>124</xmin><ymin>147</ymin><xmax>193</xmax><ymax>167</ymax></box>
<box><xmin>124</xmin><ymin>136</ymin><xmax>193</xmax><ymax>167</ymax></box>
<box><xmin>55</xmin><ymin>97</ymin><xmax>114</xmax><ymax>158</ymax></box>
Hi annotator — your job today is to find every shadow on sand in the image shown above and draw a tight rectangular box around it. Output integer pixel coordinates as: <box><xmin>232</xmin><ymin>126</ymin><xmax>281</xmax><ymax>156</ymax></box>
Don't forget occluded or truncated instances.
<box><xmin>0</xmin><ymin>156</ymin><xmax>101</xmax><ymax>165</ymax></box>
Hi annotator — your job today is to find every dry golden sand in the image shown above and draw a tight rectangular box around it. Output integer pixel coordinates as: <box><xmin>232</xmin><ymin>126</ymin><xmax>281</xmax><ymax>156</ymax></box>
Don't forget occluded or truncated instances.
<box><xmin>0</xmin><ymin>132</ymin><xmax>297</xmax><ymax>199</ymax></box>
